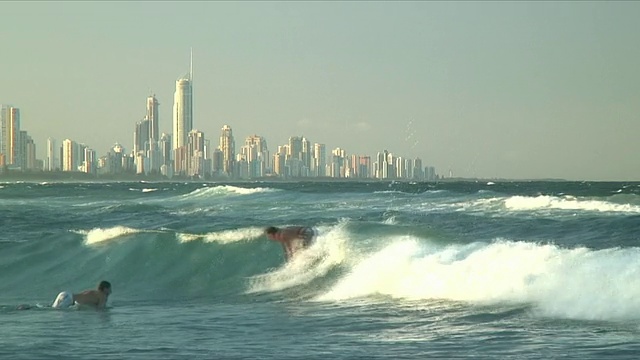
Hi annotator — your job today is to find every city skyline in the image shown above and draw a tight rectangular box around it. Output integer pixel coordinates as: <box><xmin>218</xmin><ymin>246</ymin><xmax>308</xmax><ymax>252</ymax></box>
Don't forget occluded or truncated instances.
<box><xmin>1</xmin><ymin>2</ymin><xmax>639</xmax><ymax>181</ymax></box>
<box><xmin>0</xmin><ymin>97</ymin><xmax>436</xmax><ymax>181</ymax></box>
<box><xmin>1</xmin><ymin>54</ymin><xmax>440</xmax><ymax>181</ymax></box>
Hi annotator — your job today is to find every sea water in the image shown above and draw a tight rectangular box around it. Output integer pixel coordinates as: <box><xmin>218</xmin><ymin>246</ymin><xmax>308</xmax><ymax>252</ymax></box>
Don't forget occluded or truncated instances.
<box><xmin>1</xmin><ymin>181</ymin><xmax>640</xmax><ymax>359</ymax></box>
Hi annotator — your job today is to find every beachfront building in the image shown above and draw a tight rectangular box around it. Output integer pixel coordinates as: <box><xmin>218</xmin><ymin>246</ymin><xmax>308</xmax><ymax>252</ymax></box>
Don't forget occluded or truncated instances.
<box><xmin>1</xmin><ymin>105</ymin><xmax>21</xmax><ymax>168</ymax></box>
<box><xmin>172</xmin><ymin>54</ymin><xmax>193</xmax><ymax>175</ymax></box>
<box><xmin>242</xmin><ymin>135</ymin><xmax>269</xmax><ymax>178</ymax></box>
<box><xmin>219</xmin><ymin>125</ymin><xmax>235</xmax><ymax>177</ymax></box>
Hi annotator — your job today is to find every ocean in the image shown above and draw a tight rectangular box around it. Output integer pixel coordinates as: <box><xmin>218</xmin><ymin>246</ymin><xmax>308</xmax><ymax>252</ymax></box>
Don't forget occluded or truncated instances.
<box><xmin>1</xmin><ymin>180</ymin><xmax>640</xmax><ymax>359</ymax></box>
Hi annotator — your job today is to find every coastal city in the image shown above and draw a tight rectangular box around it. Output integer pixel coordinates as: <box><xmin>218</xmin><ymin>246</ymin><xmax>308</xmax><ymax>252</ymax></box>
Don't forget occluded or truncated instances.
<box><xmin>0</xmin><ymin>61</ymin><xmax>437</xmax><ymax>181</ymax></box>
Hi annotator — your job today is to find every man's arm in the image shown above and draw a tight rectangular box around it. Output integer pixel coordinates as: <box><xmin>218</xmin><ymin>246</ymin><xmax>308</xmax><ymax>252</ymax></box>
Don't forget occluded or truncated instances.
<box><xmin>96</xmin><ymin>293</ymin><xmax>108</xmax><ymax>309</ymax></box>
<box><xmin>282</xmin><ymin>241</ymin><xmax>295</xmax><ymax>260</ymax></box>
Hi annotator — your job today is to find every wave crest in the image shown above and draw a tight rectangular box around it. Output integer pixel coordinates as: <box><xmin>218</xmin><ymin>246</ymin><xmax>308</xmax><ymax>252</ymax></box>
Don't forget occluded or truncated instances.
<box><xmin>178</xmin><ymin>227</ymin><xmax>265</xmax><ymax>244</ymax></box>
<box><xmin>504</xmin><ymin>195</ymin><xmax>640</xmax><ymax>213</ymax></box>
<box><xmin>181</xmin><ymin>185</ymin><xmax>276</xmax><ymax>200</ymax></box>
<box><xmin>74</xmin><ymin>226</ymin><xmax>144</xmax><ymax>245</ymax></box>
<box><xmin>316</xmin><ymin>238</ymin><xmax>640</xmax><ymax>321</ymax></box>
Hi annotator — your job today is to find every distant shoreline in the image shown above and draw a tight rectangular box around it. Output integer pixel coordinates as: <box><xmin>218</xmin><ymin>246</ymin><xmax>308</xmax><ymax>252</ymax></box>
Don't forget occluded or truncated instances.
<box><xmin>0</xmin><ymin>170</ymin><xmax>572</xmax><ymax>183</ymax></box>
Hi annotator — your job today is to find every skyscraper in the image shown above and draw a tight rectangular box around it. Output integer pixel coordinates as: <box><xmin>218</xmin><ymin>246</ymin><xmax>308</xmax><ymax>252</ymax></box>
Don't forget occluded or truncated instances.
<box><xmin>62</xmin><ymin>139</ymin><xmax>77</xmax><ymax>172</ymax></box>
<box><xmin>46</xmin><ymin>137</ymin><xmax>57</xmax><ymax>171</ymax></box>
<box><xmin>23</xmin><ymin>131</ymin><xmax>35</xmax><ymax>171</ymax></box>
<box><xmin>359</xmin><ymin>156</ymin><xmax>371</xmax><ymax>178</ymax></box>
<box><xmin>1</xmin><ymin>105</ymin><xmax>20</xmax><ymax>166</ymax></box>
<box><xmin>313</xmin><ymin>143</ymin><xmax>326</xmax><ymax>177</ymax></box>
<box><xmin>331</xmin><ymin>148</ymin><xmax>346</xmax><ymax>178</ymax></box>
<box><xmin>412</xmin><ymin>158</ymin><xmax>423</xmax><ymax>180</ymax></box>
<box><xmin>243</xmin><ymin>135</ymin><xmax>269</xmax><ymax>178</ymax></box>
<box><xmin>301</xmin><ymin>137</ymin><xmax>311</xmax><ymax>175</ymax></box>
<box><xmin>133</xmin><ymin>118</ymin><xmax>150</xmax><ymax>155</ymax></box>
<box><xmin>288</xmin><ymin>136</ymin><xmax>302</xmax><ymax>161</ymax></box>
<box><xmin>376</xmin><ymin>150</ymin><xmax>389</xmax><ymax>179</ymax></box>
<box><xmin>219</xmin><ymin>125</ymin><xmax>235</xmax><ymax>176</ymax></box>
<box><xmin>146</xmin><ymin>94</ymin><xmax>159</xmax><ymax>141</ymax></box>
<box><xmin>187</xmin><ymin>129</ymin><xmax>205</xmax><ymax>177</ymax></box>
<box><xmin>172</xmin><ymin>51</ymin><xmax>193</xmax><ymax>174</ymax></box>
<box><xmin>159</xmin><ymin>133</ymin><xmax>172</xmax><ymax>168</ymax></box>
<box><xmin>83</xmin><ymin>147</ymin><xmax>96</xmax><ymax>174</ymax></box>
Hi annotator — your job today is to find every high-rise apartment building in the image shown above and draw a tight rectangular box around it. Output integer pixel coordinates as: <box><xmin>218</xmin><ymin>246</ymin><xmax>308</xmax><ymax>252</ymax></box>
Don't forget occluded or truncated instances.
<box><xmin>349</xmin><ymin>154</ymin><xmax>359</xmax><ymax>178</ymax></box>
<box><xmin>219</xmin><ymin>125</ymin><xmax>235</xmax><ymax>176</ymax></box>
<box><xmin>211</xmin><ymin>148</ymin><xmax>223</xmax><ymax>176</ymax></box>
<box><xmin>359</xmin><ymin>156</ymin><xmax>371</xmax><ymax>178</ymax></box>
<box><xmin>412</xmin><ymin>158</ymin><xmax>423</xmax><ymax>180</ymax></box>
<box><xmin>273</xmin><ymin>151</ymin><xmax>286</xmax><ymax>176</ymax></box>
<box><xmin>1</xmin><ymin>105</ymin><xmax>20</xmax><ymax>166</ymax></box>
<box><xmin>134</xmin><ymin>118</ymin><xmax>150</xmax><ymax>155</ymax></box>
<box><xmin>301</xmin><ymin>137</ymin><xmax>311</xmax><ymax>174</ymax></box>
<box><xmin>23</xmin><ymin>132</ymin><xmax>36</xmax><ymax>170</ymax></box>
<box><xmin>313</xmin><ymin>143</ymin><xmax>326</xmax><ymax>177</ymax></box>
<box><xmin>288</xmin><ymin>136</ymin><xmax>302</xmax><ymax>161</ymax></box>
<box><xmin>83</xmin><ymin>147</ymin><xmax>96</xmax><ymax>174</ymax></box>
<box><xmin>62</xmin><ymin>139</ymin><xmax>77</xmax><ymax>172</ymax></box>
<box><xmin>376</xmin><ymin>151</ymin><xmax>387</xmax><ymax>179</ymax></box>
<box><xmin>159</xmin><ymin>133</ymin><xmax>172</xmax><ymax>168</ymax></box>
<box><xmin>109</xmin><ymin>143</ymin><xmax>125</xmax><ymax>174</ymax></box>
<box><xmin>385</xmin><ymin>152</ymin><xmax>396</xmax><ymax>179</ymax></box>
<box><xmin>187</xmin><ymin>129</ymin><xmax>205</xmax><ymax>177</ymax></box>
<box><xmin>404</xmin><ymin>158</ymin><xmax>413</xmax><ymax>179</ymax></box>
<box><xmin>331</xmin><ymin>148</ymin><xmax>346</xmax><ymax>178</ymax></box>
<box><xmin>172</xmin><ymin>52</ymin><xmax>193</xmax><ymax>174</ymax></box>
<box><xmin>243</xmin><ymin>135</ymin><xmax>269</xmax><ymax>178</ymax></box>
<box><xmin>46</xmin><ymin>138</ymin><xmax>57</xmax><ymax>171</ymax></box>
<box><xmin>147</xmin><ymin>94</ymin><xmax>159</xmax><ymax>141</ymax></box>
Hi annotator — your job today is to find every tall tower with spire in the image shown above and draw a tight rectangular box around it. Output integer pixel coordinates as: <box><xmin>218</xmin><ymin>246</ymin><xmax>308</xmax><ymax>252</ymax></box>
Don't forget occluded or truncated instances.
<box><xmin>172</xmin><ymin>50</ymin><xmax>194</xmax><ymax>174</ymax></box>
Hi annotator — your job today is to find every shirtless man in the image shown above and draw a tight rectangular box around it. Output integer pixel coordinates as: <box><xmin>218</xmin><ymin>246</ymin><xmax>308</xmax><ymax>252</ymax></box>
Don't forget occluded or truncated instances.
<box><xmin>264</xmin><ymin>226</ymin><xmax>316</xmax><ymax>261</ymax></box>
<box><xmin>51</xmin><ymin>280</ymin><xmax>112</xmax><ymax>309</ymax></box>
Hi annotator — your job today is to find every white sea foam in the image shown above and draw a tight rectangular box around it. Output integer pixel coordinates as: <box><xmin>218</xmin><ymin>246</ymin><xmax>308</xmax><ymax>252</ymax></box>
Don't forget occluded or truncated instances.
<box><xmin>382</xmin><ymin>216</ymin><xmax>397</xmax><ymax>225</ymax></box>
<box><xmin>247</xmin><ymin>225</ymin><xmax>349</xmax><ymax>293</ymax></box>
<box><xmin>77</xmin><ymin>226</ymin><xmax>144</xmax><ymax>245</ymax></box>
<box><xmin>373</xmin><ymin>190</ymin><xmax>407</xmax><ymax>195</ymax></box>
<box><xmin>127</xmin><ymin>187</ymin><xmax>158</xmax><ymax>193</ymax></box>
<box><xmin>315</xmin><ymin>238</ymin><xmax>640</xmax><ymax>321</ymax></box>
<box><xmin>181</xmin><ymin>185</ymin><xmax>276</xmax><ymax>200</ymax></box>
<box><xmin>504</xmin><ymin>195</ymin><xmax>640</xmax><ymax>213</ymax></box>
<box><xmin>177</xmin><ymin>227</ymin><xmax>265</xmax><ymax>244</ymax></box>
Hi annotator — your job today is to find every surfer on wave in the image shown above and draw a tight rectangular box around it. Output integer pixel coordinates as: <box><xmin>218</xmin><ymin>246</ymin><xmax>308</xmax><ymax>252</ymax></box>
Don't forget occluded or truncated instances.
<box><xmin>264</xmin><ymin>226</ymin><xmax>316</xmax><ymax>261</ymax></box>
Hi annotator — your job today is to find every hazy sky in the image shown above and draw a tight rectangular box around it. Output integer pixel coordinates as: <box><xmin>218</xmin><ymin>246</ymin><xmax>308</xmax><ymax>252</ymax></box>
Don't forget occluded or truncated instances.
<box><xmin>1</xmin><ymin>2</ymin><xmax>639</xmax><ymax>181</ymax></box>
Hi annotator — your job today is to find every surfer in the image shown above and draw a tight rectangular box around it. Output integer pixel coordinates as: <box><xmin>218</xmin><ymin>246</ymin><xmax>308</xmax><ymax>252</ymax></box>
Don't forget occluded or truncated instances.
<box><xmin>51</xmin><ymin>280</ymin><xmax>112</xmax><ymax>309</ymax></box>
<box><xmin>264</xmin><ymin>226</ymin><xmax>316</xmax><ymax>261</ymax></box>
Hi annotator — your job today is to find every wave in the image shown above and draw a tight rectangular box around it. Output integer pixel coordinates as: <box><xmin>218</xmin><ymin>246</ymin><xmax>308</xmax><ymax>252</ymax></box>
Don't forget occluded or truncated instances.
<box><xmin>177</xmin><ymin>227</ymin><xmax>265</xmax><ymax>244</ymax></box>
<box><xmin>435</xmin><ymin>195</ymin><xmax>640</xmax><ymax>216</ymax></box>
<box><xmin>72</xmin><ymin>226</ymin><xmax>148</xmax><ymax>245</ymax></box>
<box><xmin>246</xmin><ymin>225</ymin><xmax>349</xmax><ymax>294</ymax></box>
<box><xmin>74</xmin><ymin>225</ymin><xmax>265</xmax><ymax>245</ymax></box>
<box><xmin>504</xmin><ymin>195</ymin><xmax>640</xmax><ymax>213</ymax></box>
<box><xmin>315</xmin><ymin>238</ymin><xmax>640</xmax><ymax>321</ymax></box>
<box><xmin>179</xmin><ymin>185</ymin><xmax>276</xmax><ymax>200</ymax></box>
<box><xmin>128</xmin><ymin>188</ymin><xmax>159</xmax><ymax>193</ymax></box>
<box><xmin>12</xmin><ymin>219</ymin><xmax>640</xmax><ymax>322</ymax></box>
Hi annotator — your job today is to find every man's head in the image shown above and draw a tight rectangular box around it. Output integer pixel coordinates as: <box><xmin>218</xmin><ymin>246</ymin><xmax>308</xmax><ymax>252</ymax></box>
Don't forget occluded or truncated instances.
<box><xmin>264</xmin><ymin>226</ymin><xmax>278</xmax><ymax>237</ymax></box>
<box><xmin>264</xmin><ymin>226</ymin><xmax>278</xmax><ymax>235</ymax></box>
<box><xmin>98</xmin><ymin>280</ymin><xmax>112</xmax><ymax>296</ymax></box>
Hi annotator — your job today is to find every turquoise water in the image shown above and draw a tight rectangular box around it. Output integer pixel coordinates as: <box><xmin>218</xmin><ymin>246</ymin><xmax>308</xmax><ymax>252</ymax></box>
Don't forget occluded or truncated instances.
<box><xmin>1</xmin><ymin>181</ymin><xmax>640</xmax><ymax>359</ymax></box>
